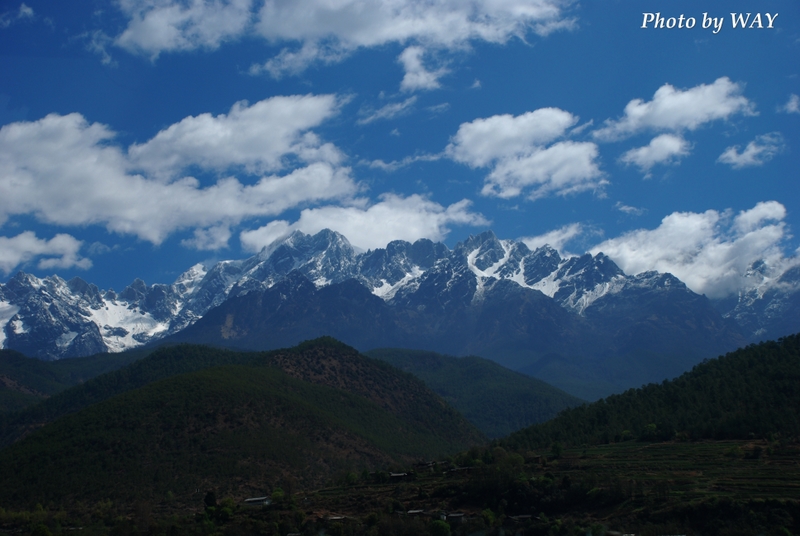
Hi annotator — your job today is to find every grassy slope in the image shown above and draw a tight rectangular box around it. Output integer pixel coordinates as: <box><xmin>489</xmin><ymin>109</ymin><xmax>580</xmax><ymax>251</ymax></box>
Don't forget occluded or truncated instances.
<box><xmin>367</xmin><ymin>347</ymin><xmax>584</xmax><ymax>438</ymax></box>
<box><xmin>503</xmin><ymin>333</ymin><xmax>800</xmax><ymax>450</ymax></box>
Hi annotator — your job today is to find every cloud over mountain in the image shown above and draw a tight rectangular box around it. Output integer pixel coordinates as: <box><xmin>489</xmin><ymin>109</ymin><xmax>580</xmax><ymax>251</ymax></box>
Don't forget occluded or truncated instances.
<box><xmin>0</xmin><ymin>232</ymin><xmax>90</xmax><ymax>274</ymax></box>
<box><xmin>591</xmin><ymin>201</ymin><xmax>794</xmax><ymax>299</ymax></box>
<box><xmin>0</xmin><ymin>97</ymin><xmax>357</xmax><ymax>249</ymax></box>
<box><xmin>240</xmin><ymin>194</ymin><xmax>488</xmax><ymax>252</ymax></box>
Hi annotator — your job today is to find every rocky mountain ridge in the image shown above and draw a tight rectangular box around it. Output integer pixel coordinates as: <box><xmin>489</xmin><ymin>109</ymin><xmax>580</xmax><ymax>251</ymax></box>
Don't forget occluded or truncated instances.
<box><xmin>0</xmin><ymin>229</ymin><xmax>797</xmax><ymax>362</ymax></box>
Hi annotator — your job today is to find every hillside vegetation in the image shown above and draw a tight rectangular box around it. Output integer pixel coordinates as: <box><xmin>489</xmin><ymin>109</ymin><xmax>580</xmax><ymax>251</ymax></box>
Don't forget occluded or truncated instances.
<box><xmin>367</xmin><ymin>348</ymin><xmax>584</xmax><ymax>438</ymax></box>
<box><xmin>503</xmin><ymin>333</ymin><xmax>800</xmax><ymax>450</ymax></box>
<box><xmin>0</xmin><ymin>338</ymin><xmax>484</xmax><ymax>508</ymax></box>
<box><xmin>0</xmin><ymin>364</ymin><xmax>480</xmax><ymax>508</ymax></box>
<box><xmin>1</xmin><ymin>336</ymin><xmax>799</xmax><ymax>534</ymax></box>
<box><xmin>0</xmin><ymin>344</ymin><xmax>254</xmax><ymax>446</ymax></box>
<box><xmin>0</xmin><ymin>347</ymin><xmax>149</xmax><ymax>411</ymax></box>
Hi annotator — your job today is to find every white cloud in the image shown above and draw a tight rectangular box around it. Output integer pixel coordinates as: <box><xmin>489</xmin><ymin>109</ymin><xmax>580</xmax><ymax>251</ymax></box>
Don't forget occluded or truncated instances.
<box><xmin>115</xmin><ymin>0</ymin><xmax>253</xmax><ymax>58</ymax></box>
<box><xmin>446</xmin><ymin>108</ymin><xmax>604</xmax><ymax>200</ymax></box>
<box><xmin>180</xmin><ymin>225</ymin><xmax>232</xmax><ymax>250</ymax></box>
<box><xmin>446</xmin><ymin>107</ymin><xmax>577</xmax><ymax>167</ymax></box>
<box><xmin>483</xmin><ymin>141</ymin><xmax>605</xmax><ymax>200</ymax></box>
<box><xmin>398</xmin><ymin>46</ymin><xmax>448</xmax><ymax>92</ymax></box>
<box><xmin>0</xmin><ymin>231</ymin><xmax>91</xmax><ymax>275</ymax></box>
<box><xmin>249</xmin><ymin>40</ymin><xmax>349</xmax><ymax>78</ymax></box>
<box><xmin>255</xmin><ymin>0</ymin><xmax>573</xmax><ymax>47</ymax></box>
<box><xmin>591</xmin><ymin>201</ymin><xmax>793</xmax><ymax>298</ymax></box>
<box><xmin>778</xmin><ymin>94</ymin><xmax>800</xmax><ymax>114</ymax></box>
<box><xmin>614</xmin><ymin>201</ymin><xmax>645</xmax><ymax>216</ymax></box>
<box><xmin>250</xmin><ymin>0</ymin><xmax>574</xmax><ymax>76</ymax></box>
<box><xmin>619</xmin><ymin>133</ymin><xmax>690</xmax><ymax>175</ymax></box>
<box><xmin>240</xmin><ymin>193</ymin><xmax>488</xmax><ymax>252</ymax></box>
<box><xmin>0</xmin><ymin>103</ymin><xmax>357</xmax><ymax>248</ymax></box>
<box><xmin>110</xmin><ymin>1</ymin><xmax>574</xmax><ymax>83</ymax></box>
<box><xmin>365</xmin><ymin>152</ymin><xmax>442</xmax><ymax>172</ymax></box>
<box><xmin>357</xmin><ymin>96</ymin><xmax>417</xmax><ymax>125</ymax></box>
<box><xmin>129</xmin><ymin>95</ymin><xmax>343</xmax><ymax>178</ymax></box>
<box><xmin>521</xmin><ymin>222</ymin><xmax>582</xmax><ymax>256</ymax></box>
<box><xmin>717</xmin><ymin>133</ymin><xmax>785</xmax><ymax>169</ymax></box>
<box><xmin>593</xmin><ymin>77</ymin><xmax>756</xmax><ymax>141</ymax></box>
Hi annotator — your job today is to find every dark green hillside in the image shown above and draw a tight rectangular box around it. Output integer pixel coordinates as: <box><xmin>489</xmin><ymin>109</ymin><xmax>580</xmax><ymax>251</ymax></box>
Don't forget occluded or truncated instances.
<box><xmin>503</xmin><ymin>333</ymin><xmax>800</xmax><ymax>450</ymax></box>
<box><xmin>0</xmin><ymin>363</ymin><xmax>479</xmax><ymax>508</ymax></box>
<box><xmin>1</xmin><ymin>338</ymin><xmax>484</xmax><ymax>449</ymax></box>
<box><xmin>0</xmin><ymin>349</ymin><xmax>70</xmax><ymax>399</ymax></box>
<box><xmin>0</xmin><ymin>344</ymin><xmax>254</xmax><ymax>446</ymax></box>
<box><xmin>367</xmin><ymin>347</ymin><xmax>584</xmax><ymax>438</ymax></box>
<box><xmin>0</xmin><ymin>346</ymin><xmax>152</xmax><ymax>411</ymax></box>
<box><xmin>0</xmin><ymin>349</ymin><xmax>54</xmax><ymax>411</ymax></box>
<box><xmin>258</xmin><ymin>338</ymin><xmax>487</xmax><ymax>447</ymax></box>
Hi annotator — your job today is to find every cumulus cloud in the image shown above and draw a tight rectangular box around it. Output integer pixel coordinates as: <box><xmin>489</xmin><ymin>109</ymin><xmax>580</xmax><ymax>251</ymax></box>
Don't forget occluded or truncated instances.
<box><xmin>255</xmin><ymin>0</ymin><xmax>573</xmax><ymax>47</ymax></box>
<box><xmin>398</xmin><ymin>46</ymin><xmax>448</xmax><ymax>92</ymax></box>
<box><xmin>447</xmin><ymin>108</ymin><xmax>577</xmax><ymax>166</ymax></box>
<box><xmin>593</xmin><ymin>77</ymin><xmax>756</xmax><ymax>142</ymax></box>
<box><xmin>717</xmin><ymin>133</ymin><xmax>785</xmax><ymax>169</ymax></box>
<box><xmin>520</xmin><ymin>222</ymin><xmax>582</xmax><ymax>256</ymax></box>
<box><xmin>619</xmin><ymin>133</ymin><xmax>690</xmax><ymax>175</ymax></box>
<box><xmin>446</xmin><ymin>108</ymin><xmax>604</xmax><ymax>200</ymax></box>
<box><xmin>240</xmin><ymin>193</ymin><xmax>488</xmax><ymax>252</ymax></box>
<box><xmin>0</xmin><ymin>100</ymin><xmax>357</xmax><ymax>248</ymax></box>
<box><xmin>591</xmin><ymin>201</ymin><xmax>794</xmax><ymax>298</ymax></box>
<box><xmin>483</xmin><ymin>141</ymin><xmax>604</xmax><ymax>200</ymax></box>
<box><xmin>357</xmin><ymin>96</ymin><xmax>417</xmax><ymax>125</ymax></box>
<box><xmin>129</xmin><ymin>95</ymin><xmax>343</xmax><ymax>178</ymax></box>
<box><xmin>114</xmin><ymin>0</ymin><xmax>253</xmax><ymax>58</ymax></box>
<box><xmin>110</xmin><ymin>1</ymin><xmax>574</xmax><ymax>88</ymax></box>
<box><xmin>778</xmin><ymin>94</ymin><xmax>799</xmax><ymax>114</ymax></box>
<box><xmin>249</xmin><ymin>0</ymin><xmax>573</xmax><ymax>77</ymax></box>
<box><xmin>0</xmin><ymin>232</ymin><xmax>91</xmax><ymax>275</ymax></box>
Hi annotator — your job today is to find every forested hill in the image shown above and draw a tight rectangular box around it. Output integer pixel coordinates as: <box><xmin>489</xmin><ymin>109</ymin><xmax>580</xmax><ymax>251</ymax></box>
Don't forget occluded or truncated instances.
<box><xmin>0</xmin><ymin>339</ymin><xmax>484</xmax><ymax>450</ymax></box>
<box><xmin>503</xmin><ymin>333</ymin><xmax>800</xmax><ymax>450</ymax></box>
<box><xmin>0</xmin><ymin>338</ymin><xmax>486</xmax><ymax>507</ymax></box>
<box><xmin>367</xmin><ymin>348</ymin><xmax>584</xmax><ymax>438</ymax></box>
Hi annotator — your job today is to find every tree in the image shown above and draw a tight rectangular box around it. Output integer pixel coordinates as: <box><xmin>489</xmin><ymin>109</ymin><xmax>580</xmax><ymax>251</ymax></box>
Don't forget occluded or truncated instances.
<box><xmin>429</xmin><ymin>519</ymin><xmax>451</xmax><ymax>536</ymax></box>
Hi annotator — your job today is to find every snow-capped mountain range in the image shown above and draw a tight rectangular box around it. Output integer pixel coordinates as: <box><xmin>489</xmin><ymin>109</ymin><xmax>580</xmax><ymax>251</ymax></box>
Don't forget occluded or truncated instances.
<box><xmin>1</xmin><ymin>229</ymin><xmax>797</xmax><ymax>362</ymax></box>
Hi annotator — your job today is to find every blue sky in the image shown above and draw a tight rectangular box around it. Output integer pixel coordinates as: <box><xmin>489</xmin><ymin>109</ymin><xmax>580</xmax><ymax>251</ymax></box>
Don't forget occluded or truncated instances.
<box><xmin>1</xmin><ymin>0</ymin><xmax>798</xmax><ymax>300</ymax></box>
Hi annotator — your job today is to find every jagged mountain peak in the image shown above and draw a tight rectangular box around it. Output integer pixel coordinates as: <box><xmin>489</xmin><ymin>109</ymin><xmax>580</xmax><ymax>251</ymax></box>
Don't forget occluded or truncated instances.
<box><xmin>2</xmin><ymin>227</ymin><xmax>793</xmax><ymax>359</ymax></box>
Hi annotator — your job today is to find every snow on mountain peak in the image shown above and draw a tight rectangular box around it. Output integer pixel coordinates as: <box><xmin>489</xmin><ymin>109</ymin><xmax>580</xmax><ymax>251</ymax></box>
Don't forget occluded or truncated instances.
<box><xmin>3</xmin><ymin>228</ymin><xmax>794</xmax><ymax>358</ymax></box>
